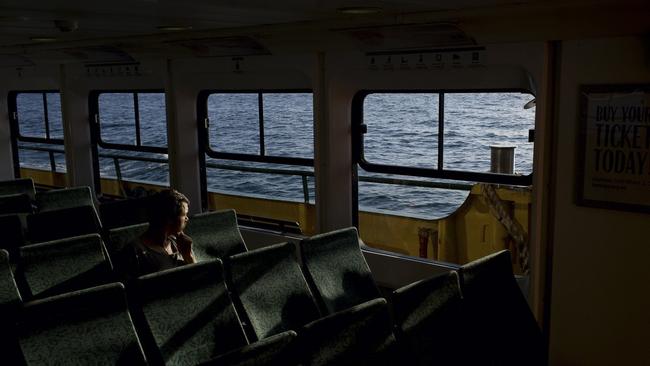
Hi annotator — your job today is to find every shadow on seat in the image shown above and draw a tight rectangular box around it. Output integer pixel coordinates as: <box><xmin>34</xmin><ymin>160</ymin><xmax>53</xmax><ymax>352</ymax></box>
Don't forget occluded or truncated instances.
<box><xmin>135</xmin><ymin>259</ymin><xmax>299</xmax><ymax>366</ymax></box>
<box><xmin>227</xmin><ymin>242</ymin><xmax>320</xmax><ymax>341</ymax></box>
<box><xmin>200</xmin><ymin>330</ymin><xmax>297</xmax><ymax>366</ymax></box>
<box><xmin>18</xmin><ymin>282</ymin><xmax>147</xmax><ymax>365</ymax></box>
<box><xmin>300</xmin><ymin>297</ymin><xmax>397</xmax><ymax>366</ymax></box>
<box><xmin>0</xmin><ymin>178</ymin><xmax>35</xmax><ymax>200</ymax></box>
<box><xmin>0</xmin><ymin>249</ymin><xmax>23</xmax><ymax>365</ymax></box>
<box><xmin>35</xmin><ymin>186</ymin><xmax>95</xmax><ymax>213</ymax></box>
<box><xmin>27</xmin><ymin>205</ymin><xmax>102</xmax><ymax>243</ymax></box>
<box><xmin>134</xmin><ymin>259</ymin><xmax>248</xmax><ymax>365</ymax></box>
<box><xmin>0</xmin><ymin>193</ymin><xmax>34</xmax><ymax>216</ymax></box>
<box><xmin>106</xmin><ymin>223</ymin><xmax>148</xmax><ymax>257</ymax></box>
<box><xmin>300</xmin><ymin>227</ymin><xmax>381</xmax><ymax>315</ymax></box>
<box><xmin>392</xmin><ymin>271</ymin><xmax>465</xmax><ymax>365</ymax></box>
<box><xmin>184</xmin><ymin>209</ymin><xmax>247</xmax><ymax>262</ymax></box>
<box><xmin>0</xmin><ymin>214</ymin><xmax>25</xmax><ymax>256</ymax></box>
<box><xmin>100</xmin><ymin>196</ymin><xmax>156</xmax><ymax>231</ymax></box>
<box><xmin>459</xmin><ymin>250</ymin><xmax>545</xmax><ymax>366</ymax></box>
<box><xmin>17</xmin><ymin>233</ymin><xmax>114</xmax><ymax>300</ymax></box>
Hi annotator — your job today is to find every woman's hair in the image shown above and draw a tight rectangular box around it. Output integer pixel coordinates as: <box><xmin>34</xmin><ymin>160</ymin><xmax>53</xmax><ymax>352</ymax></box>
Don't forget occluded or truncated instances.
<box><xmin>147</xmin><ymin>189</ymin><xmax>189</xmax><ymax>229</ymax></box>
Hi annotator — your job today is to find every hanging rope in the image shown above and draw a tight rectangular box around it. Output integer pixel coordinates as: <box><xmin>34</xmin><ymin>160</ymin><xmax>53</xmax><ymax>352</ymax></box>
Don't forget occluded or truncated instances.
<box><xmin>479</xmin><ymin>183</ymin><xmax>530</xmax><ymax>275</ymax></box>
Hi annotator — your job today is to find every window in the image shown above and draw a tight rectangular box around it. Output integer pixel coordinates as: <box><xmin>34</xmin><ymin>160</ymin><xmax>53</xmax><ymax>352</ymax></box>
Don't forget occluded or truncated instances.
<box><xmin>443</xmin><ymin>93</ymin><xmax>535</xmax><ymax>174</ymax></box>
<box><xmin>198</xmin><ymin>90</ymin><xmax>315</xmax><ymax>210</ymax></box>
<box><xmin>353</xmin><ymin>90</ymin><xmax>535</xmax><ymax>265</ymax></box>
<box><xmin>90</xmin><ymin>91</ymin><xmax>170</xmax><ymax>194</ymax></box>
<box><xmin>9</xmin><ymin>91</ymin><xmax>66</xmax><ymax>174</ymax></box>
<box><xmin>357</xmin><ymin>91</ymin><xmax>534</xmax><ymax>185</ymax></box>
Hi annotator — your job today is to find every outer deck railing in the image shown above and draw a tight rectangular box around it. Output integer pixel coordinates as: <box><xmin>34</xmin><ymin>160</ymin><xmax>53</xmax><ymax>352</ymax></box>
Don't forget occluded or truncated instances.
<box><xmin>17</xmin><ymin>145</ymin><xmax>473</xmax><ymax>203</ymax></box>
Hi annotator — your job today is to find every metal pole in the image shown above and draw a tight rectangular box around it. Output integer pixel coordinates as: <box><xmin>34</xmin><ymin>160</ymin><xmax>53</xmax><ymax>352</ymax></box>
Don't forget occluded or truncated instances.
<box><xmin>302</xmin><ymin>175</ymin><xmax>310</xmax><ymax>203</ymax></box>
<box><xmin>49</xmin><ymin>151</ymin><xmax>56</xmax><ymax>172</ymax></box>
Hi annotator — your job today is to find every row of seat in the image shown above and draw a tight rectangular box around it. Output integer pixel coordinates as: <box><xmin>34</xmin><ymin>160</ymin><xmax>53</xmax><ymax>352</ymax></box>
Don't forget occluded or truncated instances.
<box><xmin>1</xmin><ymin>227</ymin><xmax>545</xmax><ymax>365</ymax></box>
<box><xmin>0</xmin><ymin>180</ymin><xmax>102</xmax><ymax>252</ymax></box>
<box><xmin>0</xmin><ymin>193</ymin><xmax>243</xmax><ymax>267</ymax></box>
<box><xmin>0</xmin><ymin>179</ymin><xmax>98</xmax><ymax>215</ymax></box>
<box><xmin>0</xmin><ymin>180</ymin><xmax>545</xmax><ymax>365</ymax></box>
<box><xmin>0</xmin><ymin>228</ymin><xmax>394</xmax><ymax>365</ymax></box>
<box><xmin>0</xmin><ymin>179</ymin><xmax>282</xmax><ymax>259</ymax></box>
<box><xmin>0</xmin><ymin>207</ymin><xmax>245</xmax><ymax>303</ymax></box>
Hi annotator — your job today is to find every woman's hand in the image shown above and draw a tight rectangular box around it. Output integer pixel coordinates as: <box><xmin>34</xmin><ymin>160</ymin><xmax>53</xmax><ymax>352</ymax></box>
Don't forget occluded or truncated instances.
<box><xmin>176</xmin><ymin>232</ymin><xmax>196</xmax><ymax>264</ymax></box>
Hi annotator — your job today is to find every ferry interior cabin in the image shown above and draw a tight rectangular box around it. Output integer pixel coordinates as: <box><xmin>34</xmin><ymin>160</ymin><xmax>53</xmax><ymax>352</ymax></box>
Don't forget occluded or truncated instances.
<box><xmin>0</xmin><ymin>0</ymin><xmax>648</xmax><ymax>365</ymax></box>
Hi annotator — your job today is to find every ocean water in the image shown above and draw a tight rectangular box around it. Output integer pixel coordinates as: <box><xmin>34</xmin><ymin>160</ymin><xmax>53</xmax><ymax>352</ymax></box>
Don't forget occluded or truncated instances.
<box><xmin>16</xmin><ymin>92</ymin><xmax>535</xmax><ymax>219</ymax></box>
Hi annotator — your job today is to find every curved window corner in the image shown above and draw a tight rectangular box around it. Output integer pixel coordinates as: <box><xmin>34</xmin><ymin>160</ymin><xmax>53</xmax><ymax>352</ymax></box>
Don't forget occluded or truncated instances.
<box><xmin>198</xmin><ymin>90</ymin><xmax>315</xmax><ymax>233</ymax></box>
<box><xmin>353</xmin><ymin>90</ymin><xmax>535</xmax><ymax>268</ymax></box>
<box><xmin>91</xmin><ymin>90</ymin><xmax>170</xmax><ymax>197</ymax></box>
<box><xmin>10</xmin><ymin>91</ymin><xmax>67</xmax><ymax>179</ymax></box>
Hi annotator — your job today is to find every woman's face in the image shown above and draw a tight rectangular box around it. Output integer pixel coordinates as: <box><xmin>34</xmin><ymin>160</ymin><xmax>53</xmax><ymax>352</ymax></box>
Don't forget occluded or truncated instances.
<box><xmin>169</xmin><ymin>202</ymin><xmax>189</xmax><ymax>235</ymax></box>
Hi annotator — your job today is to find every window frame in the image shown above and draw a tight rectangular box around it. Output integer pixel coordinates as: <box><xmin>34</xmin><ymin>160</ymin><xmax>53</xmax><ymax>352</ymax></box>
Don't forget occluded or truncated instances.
<box><xmin>89</xmin><ymin>89</ymin><xmax>168</xmax><ymax>154</ymax></box>
<box><xmin>8</xmin><ymin>90</ymin><xmax>65</xmax><ymax>176</ymax></box>
<box><xmin>88</xmin><ymin>89</ymin><xmax>169</xmax><ymax>193</ymax></box>
<box><xmin>196</xmin><ymin>89</ymin><xmax>315</xmax><ymax>210</ymax></box>
<box><xmin>352</xmin><ymin>88</ymin><xmax>534</xmax><ymax>186</ymax></box>
<box><xmin>197</xmin><ymin>89</ymin><xmax>315</xmax><ymax>166</ymax></box>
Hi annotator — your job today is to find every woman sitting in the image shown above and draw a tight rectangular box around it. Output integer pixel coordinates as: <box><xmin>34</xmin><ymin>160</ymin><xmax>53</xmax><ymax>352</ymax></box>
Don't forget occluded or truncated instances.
<box><xmin>117</xmin><ymin>189</ymin><xmax>195</xmax><ymax>280</ymax></box>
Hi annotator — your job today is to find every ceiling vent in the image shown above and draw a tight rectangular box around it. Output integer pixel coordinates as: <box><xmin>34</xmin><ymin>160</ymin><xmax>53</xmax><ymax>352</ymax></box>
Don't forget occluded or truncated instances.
<box><xmin>166</xmin><ymin>36</ymin><xmax>270</xmax><ymax>57</ymax></box>
<box><xmin>335</xmin><ymin>23</ymin><xmax>475</xmax><ymax>52</ymax></box>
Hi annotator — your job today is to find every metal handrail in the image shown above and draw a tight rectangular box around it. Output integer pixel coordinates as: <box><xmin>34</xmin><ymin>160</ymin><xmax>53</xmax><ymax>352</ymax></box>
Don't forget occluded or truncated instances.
<box><xmin>17</xmin><ymin>144</ymin><xmax>473</xmax><ymax>204</ymax></box>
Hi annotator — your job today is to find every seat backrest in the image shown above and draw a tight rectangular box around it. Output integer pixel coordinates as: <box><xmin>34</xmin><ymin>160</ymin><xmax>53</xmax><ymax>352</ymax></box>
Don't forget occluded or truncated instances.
<box><xmin>202</xmin><ymin>330</ymin><xmax>298</xmax><ymax>366</ymax></box>
<box><xmin>300</xmin><ymin>227</ymin><xmax>381</xmax><ymax>315</ymax></box>
<box><xmin>184</xmin><ymin>209</ymin><xmax>247</xmax><ymax>261</ymax></box>
<box><xmin>136</xmin><ymin>259</ymin><xmax>248</xmax><ymax>365</ymax></box>
<box><xmin>300</xmin><ymin>298</ymin><xmax>397</xmax><ymax>366</ymax></box>
<box><xmin>0</xmin><ymin>249</ymin><xmax>23</xmax><ymax>365</ymax></box>
<box><xmin>18</xmin><ymin>282</ymin><xmax>147</xmax><ymax>365</ymax></box>
<box><xmin>0</xmin><ymin>193</ymin><xmax>33</xmax><ymax>215</ymax></box>
<box><xmin>18</xmin><ymin>233</ymin><xmax>113</xmax><ymax>300</ymax></box>
<box><xmin>228</xmin><ymin>242</ymin><xmax>320</xmax><ymax>341</ymax></box>
<box><xmin>0</xmin><ymin>214</ymin><xmax>25</xmax><ymax>254</ymax></box>
<box><xmin>27</xmin><ymin>204</ymin><xmax>102</xmax><ymax>243</ymax></box>
<box><xmin>107</xmin><ymin>223</ymin><xmax>149</xmax><ymax>256</ymax></box>
<box><xmin>35</xmin><ymin>186</ymin><xmax>95</xmax><ymax>213</ymax></box>
<box><xmin>459</xmin><ymin>250</ymin><xmax>545</xmax><ymax>366</ymax></box>
<box><xmin>100</xmin><ymin>196</ymin><xmax>156</xmax><ymax>230</ymax></box>
<box><xmin>0</xmin><ymin>178</ymin><xmax>35</xmax><ymax>200</ymax></box>
<box><xmin>0</xmin><ymin>249</ymin><xmax>21</xmax><ymax>309</ymax></box>
<box><xmin>392</xmin><ymin>271</ymin><xmax>465</xmax><ymax>365</ymax></box>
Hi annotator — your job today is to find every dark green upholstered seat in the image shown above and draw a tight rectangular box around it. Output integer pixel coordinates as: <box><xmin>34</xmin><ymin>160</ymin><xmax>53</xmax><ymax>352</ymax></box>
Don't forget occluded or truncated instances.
<box><xmin>100</xmin><ymin>196</ymin><xmax>156</xmax><ymax>230</ymax></box>
<box><xmin>0</xmin><ymin>249</ymin><xmax>21</xmax><ymax>308</ymax></box>
<box><xmin>392</xmin><ymin>271</ymin><xmax>465</xmax><ymax>365</ymax></box>
<box><xmin>300</xmin><ymin>297</ymin><xmax>397</xmax><ymax>366</ymax></box>
<box><xmin>0</xmin><ymin>178</ymin><xmax>35</xmax><ymax>200</ymax></box>
<box><xmin>0</xmin><ymin>214</ymin><xmax>25</xmax><ymax>255</ymax></box>
<box><xmin>200</xmin><ymin>330</ymin><xmax>298</xmax><ymax>366</ymax></box>
<box><xmin>135</xmin><ymin>259</ymin><xmax>249</xmax><ymax>366</ymax></box>
<box><xmin>27</xmin><ymin>205</ymin><xmax>102</xmax><ymax>243</ymax></box>
<box><xmin>18</xmin><ymin>233</ymin><xmax>113</xmax><ymax>300</ymax></box>
<box><xmin>35</xmin><ymin>186</ymin><xmax>95</xmax><ymax>213</ymax></box>
<box><xmin>107</xmin><ymin>223</ymin><xmax>148</xmax><ymax>256</ymax></box>
<box><xmin>0</xmin><ymin>249</ymin><xmax>23</xmax><ymax>365</ymax></box>
<box><xmin>300</xmin><ymin>227</ymin><xmax>381</xmax><ymax>315</ymax></box>
<box><xmin>184</xmin><ymin>209</ymin><xmax>247</xmax><ymax>262</ymax></box>
<box><xmin>18</xmin><ymin>282</ymin><xmax>147</xmax><ymax>365</ymax></box>
<box><xmin>459</xmin><ymin>250</ymin><xmax>545</xmax><ymax>366</ymax></box>
<box><xmin>228</xmin><ymin>242</ymin><xmax>320</xmax><ymax>341</ymax></box>
<box><xmin>0</xmin><ymin>193</ymin><xmax>34</xmax><ymax>215</ymax></box>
